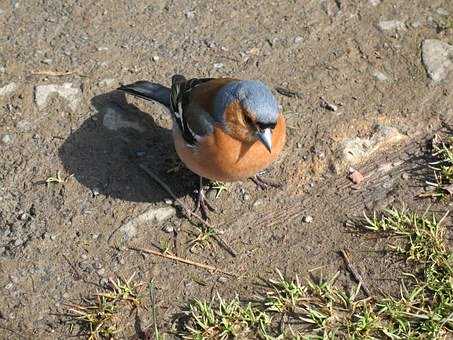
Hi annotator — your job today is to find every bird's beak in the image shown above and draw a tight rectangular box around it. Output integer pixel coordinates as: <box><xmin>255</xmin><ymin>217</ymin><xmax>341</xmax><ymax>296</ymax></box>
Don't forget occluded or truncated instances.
<box><xmin>257</xmin><ymin>128</ymin><xmax>272</xmax><ymax>153</ymax></box>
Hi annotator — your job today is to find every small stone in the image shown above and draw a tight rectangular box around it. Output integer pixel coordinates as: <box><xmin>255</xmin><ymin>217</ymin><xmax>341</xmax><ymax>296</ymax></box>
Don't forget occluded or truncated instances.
<box><xmin>34</xmin><ymin>83</ymin><xmax>82</xmax><ymax>112</ymax></box>
<box><xmin>5</xmin><ymin>283</ymin><xmax>14</xmax><ymax>290</ymax></box>
<box><xmin>119</xmin><ymin>206</ymin><xmax>176</xmax><ymax>241</ymax></box>
<box><xmin>97</xmin><ymin>268</ymin><xmax>105</xmax><ymax>276</ymax></box>
<box><xmin>218</xmin><ymin>276</ymin><xmax>228</xmax><ymax>283</ymax></box>
<box><xmin>378</xmin><ymin>20</ymin><xmax>406</xmax><ymax>32</ymax></box>
<box><xmin>42</xmin><ymin>58</ymin><xmax>53</xmax><ymax>65</ymax></box>
<box><xmin>14</xmin><ymin>239</ymin><xmax>23</xmax><ymax>246</ymax></box>
<box><xmin>17</xmin><ymin>120</ymin><xmax>32</xmax><ymax>132</ymax></box>
<box><xmin>368</xmin><ymin>0</ymin><xmax>381</xmax><ymax>5</ymax></box>
<box><xmin>100</xmin><ymin>278</ymin><xmax>109</xmax><ymax>287</ymax></box>
<box><xmin>152</xmin><ymin>55</ymin><xmax>159</xmax><ymax>62</ymax></box>
<box><xmin>1</xmin><ymin>134</ymin><xmax>12</xmax><ymax>144</ymax></box>
<box><xmin>19</xmin><ymin>213</ymin><xmax>28</xmax><ymax>221</ymax></box>
<box><xmin>294</xmin><ymin>36</ymin><xmax>303</xmax><ymax>44</ymax></box>
<box><xmin>320</xmin><ymin>97</ymin><xmax>338</xmax><ymax>111</ymax></box>
<box><xmin>436</xmin><ymin>8</ymin><xmax>449</xmax><ymax>16</ymax></box>
<box><xmin>97</xmin><ymin>78</ymin><xmax>115</xmax><ymax>87</ymax></box>
<box><xmin>0</xmin><ymin>82</ymin><xmax>17</xmax><ymax>96</ymax></box>
<box><xmin>164</xmin><ymin>198</ymin><xmax>173</xmax><ymax>205</ymax></box>
<box><xmin>401</xmin><ymin>173</ymin><xmax>410</xmax><ymax>180</ymax></box>
<box><xmin>421</xmin><ymin>39</ymin><xmax>453</xmax><ymax>83</ymax></box>
<box><xmin>80</xmin><ymin>254</ymin><xmax>88</xmax><ymax>260</ymax></box>
<box><xmin>50</xmin><ymin>234</ymin><xmax>56</xmax><ymax>241</ymax></box>
<box><xmin>348</xmin><ymin>168</ymin><xmax>364</xmax><ymax>184</ymax></box>
<box><xmin>303</xmin><ymin>215</ymin><xmax>313</xmax><ymax>223</ymax></box>
<box><xmin>0</xmin><ymin>65</ymin><xmax>5</xmax><ymax>73</ymax></box>
<box><xmin>97</xmin><ymin>46</ymin><xmax>109</xmax><ymax>51</ymax></box>
<box><xmin>92</xmin><ymin>188</ymin><xmax>100</xmax><ymax>196</ymax></box>
<box><xmin>253</xmin><ymin>199</ymin><xmax>264</xmax><ymax>208</ymax></box>
<box><xmin>297</xmin><ymin>142</ymin><xmax>302</xmax><ymax>148</ymax></box>
<box><xmin>62</xmin><ymin>293</ymin><xmax>70</xmax><ymax>299</ymax></box>
<box><xmin>373</xmin><ymin>71</ymin><xmax>389</xmax><ymax>81</ymax></box>
<box><xmin>411</xmin><ymin>21</ymin><xmax>422</xmax><ymax>28</ymax></box>
<box><xmin>185</xmin><ymin>11</ymin><xmax>195</xmax><ymax>19</ymax></box>
<box><xmin>102</xmin><ymin>105</ymin><xmax>146</xmax><ymax>132</ymax></box>
<box><xmin>213</xmin><ymin>63</ymin><xmax>224</xmax><ymax>69</ymax></box>
<box><xmin>162</xmin><ymin>225</ymin><xmax>174</xmax><ymax>233</ymax></box>
<box><xmin>243</xmin><ymin>193</ymin><xmax>251</xmax><ymax>201</ymax></box>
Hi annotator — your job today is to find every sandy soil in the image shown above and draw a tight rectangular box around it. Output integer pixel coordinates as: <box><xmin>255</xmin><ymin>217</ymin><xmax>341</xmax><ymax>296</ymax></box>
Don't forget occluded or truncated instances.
<box><xmin>1</xmin><ymin>0</ymin><xmax>452</xmax><ymax>338</ymax></box>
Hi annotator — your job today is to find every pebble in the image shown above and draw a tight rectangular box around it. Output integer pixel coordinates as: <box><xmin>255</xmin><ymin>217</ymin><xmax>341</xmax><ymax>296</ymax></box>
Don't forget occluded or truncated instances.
<box><xmin>102</xmin><ymin>105</ymin><xmax>146</xmax><ymax>132</ymax></box>
<box><xmin>97</xmin><ymin>46</ymin><xmax>109</xmax><ymax>51</ymax></box>
<box><xmin>303</xmin><ymin>215</ymin><xmax>313</xmax><ymax>223</ymax></box>
<box><xmin>97</xmin><ymin>78</ymin><xmax>115</xmax><ymax>87</ymax></box>
<box><xmin>436</xmin><ymin>8</ymin><xmax>449</xmax><ymax>16</ymax></box>
<box><xmin>96</xmin><ymin>268</ymin><xmax>105</xmax><ymax>276</ymax></box>
<box><xmin>372</xmin><ymin>71</ymin><xmax>389</xmax><ymax>81</ymax></box>
<box><xmin>152</xmin><ymin>55</ymin><xmax>159</xmax><ymax>62</ymax></box>
<box><xmin>119</xmin><ymin>206</ymin><xmax>177</xmax><ymax>241</ymax></box>
<box><xmin>294</xmin><ymin>36</ymin><xmax>303</xmax><ymax>44</ymax></box>
<box><xmin>1</xmin><ymin>134</ymin><xmax>12</xmax><ymax>144</ymax></box>
<box><xmin>62</xmin><ymin>293</ymin><xmax>70</xmax><ymax>299</ymax></box>
<box><xmin>42</xmin><ymin>58</ymin><xmax>53</xmax><ymax>65</ymax></box>
<box><xmin>218</xmin><ymin>276</ymin><xmax>228</xmax><ymax>284</ymax></box>
<box><xmin>320</xmin><ymin>97</ymin><xmax>337</xmax><ymax>112</ymax></box>
<box><xmin>34</xmin><ymin>83</ymin><xmax>82</xmax><ymax>112</ymax></box>
<box><xmin>185</xmin><ymin>11</ymin><xmax>195</xmax><ymax>19</ymax></box>
<box><xmin>16</xmin><ymin>120</ymin><xmax>32</xmax><ymax>132</ymax></box>
<box><xmin>162</xmin><ymin>225</ymin><xmax>174</xmax><ymax>233</ymax></box>
<box><xmin>378</xmin><ymin>20</ymin><xmax>406</xmax><ymax>32</ymax></box>
<box><xmin>164</xmin><ymin>198</ymin><xmax>173</xmax><ymax>205</ymax></box>
<box><xmin>0</xmin><ymin>82</ymin><xmax>17</xmax><ymax>96</ymax></box>
<box><xmin>421</xmin><ymin>39</ymin><xmax>453</xmax><ymax>83</ymax></box>
<box><xmin>213</xmin><ymin>63</ymin><xmax>224</xmax><ymax>69</ymax></box>
<box><xmin>243</xmin><ymin>193</ymin><xmax>251</xmax><ymax>201</ymax></box>
<box><xmin>253</xmin><ymin>199</ymin><xmax>264</xmax><ymax>208</ymax></box>
<box><xmin>401</xmin><ymin>173</ymin><xmax>410</xmax><ymax>180</ymax></box>
<box><xmin>368</xmin><ymin>0</ymin><xmax>381</xmax><ymax>5</ymax></box>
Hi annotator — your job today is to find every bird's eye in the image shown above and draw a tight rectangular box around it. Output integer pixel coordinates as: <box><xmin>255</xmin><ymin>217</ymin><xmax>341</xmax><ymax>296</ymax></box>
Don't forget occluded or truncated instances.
<box><xmin>257</xmin><ymin>122</ymin><xmax>276</xmax><ymax>130</ymax></box>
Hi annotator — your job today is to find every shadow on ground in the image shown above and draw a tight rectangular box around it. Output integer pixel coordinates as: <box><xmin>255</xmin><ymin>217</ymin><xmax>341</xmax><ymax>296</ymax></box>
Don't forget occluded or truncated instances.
<box><xmin>59</xmin><ymin>90</ymin><xmax>196</xmax><ymax>203</ymax></box>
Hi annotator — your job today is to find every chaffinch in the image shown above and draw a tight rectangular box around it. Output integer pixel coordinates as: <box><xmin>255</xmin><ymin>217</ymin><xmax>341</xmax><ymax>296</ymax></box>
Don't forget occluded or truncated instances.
<box><xmin>119</xmin><ymin>75</ymin><xmax>286</xmax><ymax>217</ymax></box>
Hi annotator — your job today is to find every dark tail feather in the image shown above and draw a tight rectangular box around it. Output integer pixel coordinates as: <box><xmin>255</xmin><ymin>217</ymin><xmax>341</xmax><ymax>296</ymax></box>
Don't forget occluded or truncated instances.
<box><xmin>118</xmin><ymin>81</ymin><xmax>171</xmax><ymax>109</ymax></box>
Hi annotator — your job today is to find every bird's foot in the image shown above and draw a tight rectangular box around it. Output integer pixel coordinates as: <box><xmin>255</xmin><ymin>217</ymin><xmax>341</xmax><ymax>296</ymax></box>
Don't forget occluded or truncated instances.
<box><xmin>194</xmin><ymin>187</ymin><xmax>216</xmax><ymax>220</ymax></box>
<box><xmin>251</xmin><ymin>174</ymin><xmax>282</xmax><ymax>190</ymax></box>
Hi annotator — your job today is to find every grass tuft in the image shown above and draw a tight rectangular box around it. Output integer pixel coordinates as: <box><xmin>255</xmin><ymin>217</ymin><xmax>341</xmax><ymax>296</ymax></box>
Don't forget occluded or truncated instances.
<box><xmin>65</xmin><ymin>273</ymin><xmax>145</xmax><ymax>340</ymax></box>
<box><xmin>424</xmin><ymin>135</ymin><xmax>453</xmax><ymax>198</ymax></box>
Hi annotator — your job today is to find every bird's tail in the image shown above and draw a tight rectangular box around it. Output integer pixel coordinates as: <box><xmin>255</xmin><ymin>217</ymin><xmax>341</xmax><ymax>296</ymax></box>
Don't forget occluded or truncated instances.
<box><xmin>118</xmin><ymin>81</ymin><xmax>171</xmax><ymax>109</ymax></box>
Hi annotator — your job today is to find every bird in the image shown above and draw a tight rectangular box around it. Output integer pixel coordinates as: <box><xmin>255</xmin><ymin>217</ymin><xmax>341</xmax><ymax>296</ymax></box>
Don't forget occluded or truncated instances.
<box><xmin>118</xmin><ymin>75</ymin><xmax>286</xmax><ymax>218</ymax></box>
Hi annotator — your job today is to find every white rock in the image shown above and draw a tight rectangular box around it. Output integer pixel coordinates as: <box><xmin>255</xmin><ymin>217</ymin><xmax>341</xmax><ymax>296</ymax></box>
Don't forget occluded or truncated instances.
<box><xmin>421</xmin><ymin>39</ymin><xmax>453</xmax><ymax>82</ymax></box>
<box><xmin>97</xmin><ymin>46</ymin><xmax>109</xmax><ymax>51</ymax></box>
<box><xmin>34</xmin><ymin>83</ymin><xmax>82</xmax><ymax>111</ymax></box>
<box><xmin>119</xmin><ymin>206</ymin><xmax>176</xmax><ymax>241</ymax></box>
<box><xmin>368</xmin><ymin>0</ymin><xmax>381</xmax><ymax>6</ymax></box>
<box><xmin>378</xmin><ymin>20</ymin><xmax>406</xmax><ymax>32</ymax></box>
<box><xmin>0</xmin><ymin>82</ymin><xmax>17</xmax><ymax>96</ymax></box>
<box><xmin>185</xmin><ymin>11</ymin><xmax>195</xmax><ymax>19</ymax></box>
<box><xmin>102</xmin><ymin>105</ymin><xmax>146</xmax><ymax>132</ymax></box>
<box><xmin>294</xmin><ymin>36</ymin><xmax>303</xmax><ymax>44</ymax></box>
<box><xmin>16</xmin><ymin>120</ymin><xmax>33</xmax><ymax>132</ymax></box>
<box><xmin>97</xmin><ymin>78</ymin><xmax>115</xmax><ymax>87</ymax></box>
<box><xmin>372</xmin><ymin>71</ymin><xmax>390</xmax><ymax>81</ymax></box>
<box><xmin>339</xmin><ymin>125</ymin><xmax>404</xmax><ymax>168</ymax></box>
<box><xmin>213</xmin><ymin>63</ymin><xmax>224</xmax><ymax>69</ymax></box>
<box><xmin>436</xmin><ymin>8</ymin><xmax>449</xmax><ymax>16</ymax></box>
<box><xmin>1</xmin><ymin>134</ymin><xmax>12</xmax><ymax>144</ymax></box>
<box><xmin>152</xmin><ymin>55</ymin><xmax>159</xmax><ymax>62</ymax></box>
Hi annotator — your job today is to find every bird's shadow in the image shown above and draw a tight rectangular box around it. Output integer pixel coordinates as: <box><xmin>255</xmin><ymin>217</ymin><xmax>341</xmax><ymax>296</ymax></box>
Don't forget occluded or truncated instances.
<box><xmin>58</xmin><ymin>90</ymin><xmax>196</xmax><ymax>203</ymax></box>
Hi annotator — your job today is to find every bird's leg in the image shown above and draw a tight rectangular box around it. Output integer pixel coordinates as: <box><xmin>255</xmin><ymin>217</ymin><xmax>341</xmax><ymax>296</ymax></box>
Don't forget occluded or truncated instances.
<box><xmin>194</xmin><ymin>177</ymin><xmax>216</xmax><ymax>220</ymax></box>
<box><xmin>251</xmin><ymin>174</ymin><xmax>283</xmax><ymax>190</ymax></box>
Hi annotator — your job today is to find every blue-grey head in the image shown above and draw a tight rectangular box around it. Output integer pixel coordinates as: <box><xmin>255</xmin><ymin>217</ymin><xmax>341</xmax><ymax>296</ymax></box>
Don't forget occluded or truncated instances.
<box><xmin>213</xmin><ymin>80</ymin><xmax>279</xmax><ymax>152</ymax></box>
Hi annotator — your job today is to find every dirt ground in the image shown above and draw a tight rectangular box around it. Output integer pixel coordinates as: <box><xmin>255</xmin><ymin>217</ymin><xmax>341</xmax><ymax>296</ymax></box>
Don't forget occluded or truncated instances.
<box><xmin>1</xmin><ymin>0</ymin><xmax>453</xmax><ymax>338</ymax></box>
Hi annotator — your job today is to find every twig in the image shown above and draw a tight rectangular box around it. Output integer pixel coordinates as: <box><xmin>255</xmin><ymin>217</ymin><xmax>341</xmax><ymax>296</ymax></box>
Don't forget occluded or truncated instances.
<box><xmin>275</xmin><ymin>86</ymin><xmax>303</xmax><ymax>99</ymax></box>
<box><xmin>129</xmin><ymin>246</ymin><xmax>237</xmax><ymax>278</ymax></box>
<box><xmin>138</xmin><ymin>164</ymin><xmax>237</xmax><ymax>257</ymax></box>
<box><xmin>340</xmin><ymin>249</ymin><xmax>372</xmax><ymax>297</ymax></box>
<box><xmin>31</xmin><ymin>70</ymin><xmax>78</xmax><ymax>76</ymax></box>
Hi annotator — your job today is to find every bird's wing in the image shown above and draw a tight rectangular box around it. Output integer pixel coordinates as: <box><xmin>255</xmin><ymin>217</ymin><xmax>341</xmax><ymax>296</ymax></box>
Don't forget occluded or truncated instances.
<box><xmin>118</xmin><ymin>81</ymin><xmax>171</xmax><ymax>108</ymax></box>
<box><xmin>170</xmin><ymin>75</ymin><xmax>216</xmax><ymax>146</ymax></box>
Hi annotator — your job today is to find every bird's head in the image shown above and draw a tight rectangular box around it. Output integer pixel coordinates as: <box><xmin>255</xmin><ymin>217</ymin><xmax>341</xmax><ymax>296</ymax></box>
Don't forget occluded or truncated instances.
<box><xmin>214</xmin><ymin>80</ymin><xmax>279</xmax><ymax>152</ymax></box>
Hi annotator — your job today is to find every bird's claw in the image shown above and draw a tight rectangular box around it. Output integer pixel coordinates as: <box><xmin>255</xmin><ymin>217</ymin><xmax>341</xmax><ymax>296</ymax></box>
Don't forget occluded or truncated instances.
<box><xmin>194</xmin><ymin>189</ymin><xmax>216</xmax><ymax>220</ymax></box>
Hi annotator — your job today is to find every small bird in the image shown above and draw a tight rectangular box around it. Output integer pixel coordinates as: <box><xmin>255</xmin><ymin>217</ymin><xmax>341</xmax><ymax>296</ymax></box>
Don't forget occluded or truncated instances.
<box><xmin>119</xmin><ymin>75</ymin><xmax>286</xmax><ymax>217</ymax></box>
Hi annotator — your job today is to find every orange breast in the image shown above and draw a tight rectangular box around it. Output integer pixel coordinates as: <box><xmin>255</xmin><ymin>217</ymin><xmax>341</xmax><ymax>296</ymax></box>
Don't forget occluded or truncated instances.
<box><xmin>173</xmin><ymin>114</ymin><xmax>286</xmax><ymax>182</ymax></box>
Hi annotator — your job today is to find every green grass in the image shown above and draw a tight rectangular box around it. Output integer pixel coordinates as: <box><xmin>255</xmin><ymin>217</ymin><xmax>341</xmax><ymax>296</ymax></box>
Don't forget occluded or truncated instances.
<box><xmin>179</xmin><ymin>207</ymin><xmax>453</xmax><ymax>339</ymax></box>
<box><xmin>424</xmin><ymin>135</ymin><xmax>453</xmax><ymax>199</ymax></box>
<box><xmin>65</xmin><ymin>274</ymin><xmax>145</xmax><ymax>339</ymax></box>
